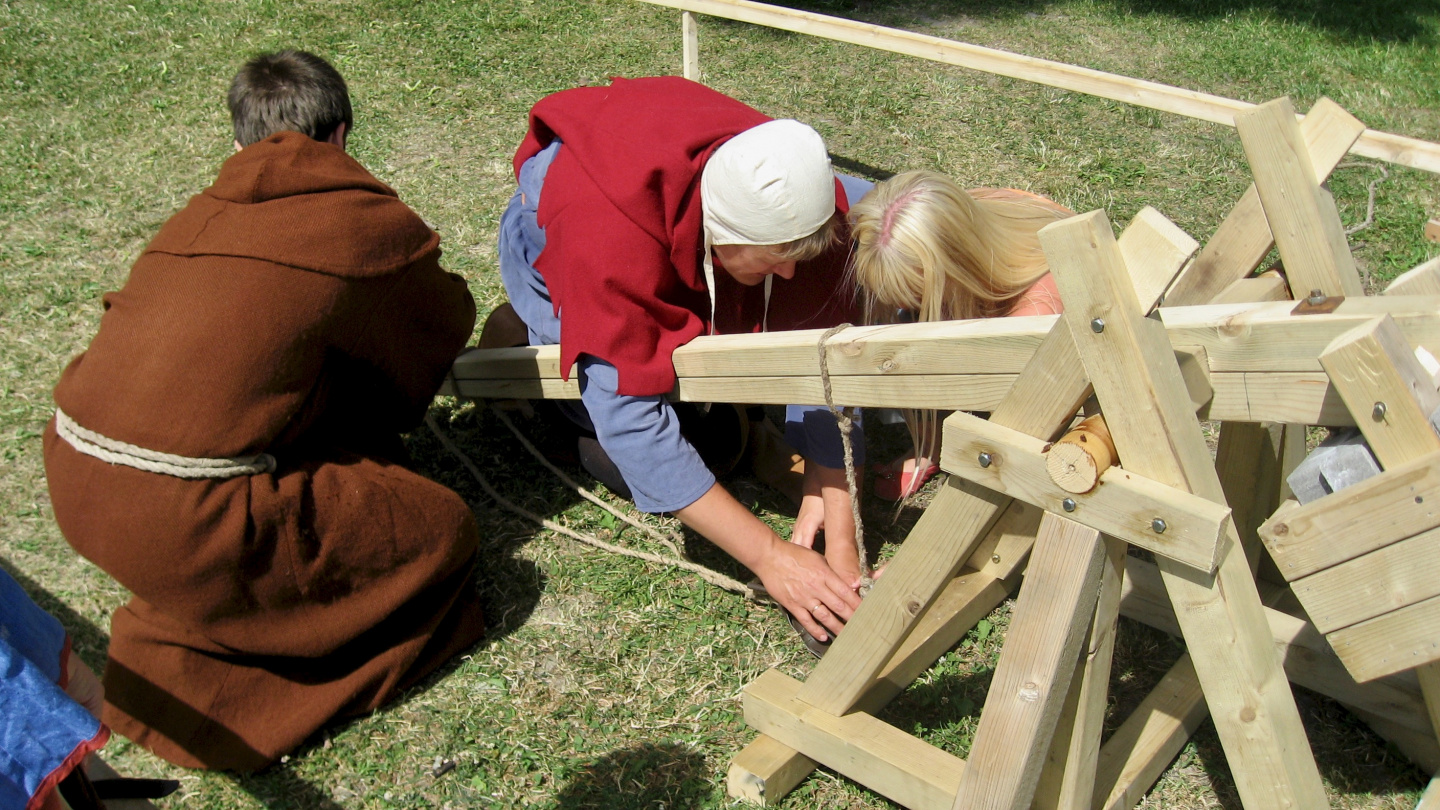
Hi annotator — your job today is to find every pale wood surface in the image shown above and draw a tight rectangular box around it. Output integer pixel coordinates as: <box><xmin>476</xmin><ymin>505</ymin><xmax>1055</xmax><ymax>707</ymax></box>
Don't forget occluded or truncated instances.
<box><xmin>681</xmin><ymin>10</ymin><xmax>700</xmax><ymax>80</ymax></box>
<box><xmin>1210</xmin><ymin>274</ymin><xmax>1291</xmax><ymax>304</ymax></box>
<box><xmin>1235</xmin><ymin>96</ymin><xmax>1364</xmax><ymax>298</ymax></box>
<box><xmin>1033</xmin><ymin>536</ymin><xmax>1127</xmax><ymax>810</ymax></box>
<box><xmin>1418</xmin><ymin>775</ymin><xmax>1440</xmax><ymax>810</ymax></box>
<box><xmin>1294</xmin><ymin>525</ymin><xmax>1440</xmax><ymax>633</ymax></box>
<box><xmin>1215</xmin><ymin>421</ymin><xmax>1286</xmax><ymax>574</ymax></box>
<box><xmin>943</xmin><ymin>411</ymin><xmax>1230</xmax><ymax>571</ymax></box>
<box><xmin>1115</xmin><ymin>205</ymin><xmax>1199</xmax><ymax>312</ymax></box>
<box><xmin>967</xmin><ymin>500</ymin><xmax>1040</xmax><ymax>580</ymax></box>
<box><xmin>1259</xmin><ymin>455</ymin><xmax>1440</xmax><ymax>579</ymax></box>
<box><xmin>1428</xmin><ymin>218</ymin><xmax>1440</xmax><ymax>243</ymax></box>
<box><xmin>1384</xmin><ymin>256</ymin><xmax>1440</xmax><ymax>297</ymax></box>
<box><xmin>1163</xmin><ymin>97</ymin><xmax>1364</xmax><ymax>307</ymax></box>
<box><xmin>640</xmin><ymin>0</ymin><xmax>1440</xmax><ymax>173</ymax></box>
<box><xmin>1328</xmin><ymin>595</ymin><xmax>1440</xmax><ymax>682</ymax></box>
<box><xmin>1320</xmin><ymin>315</ymin><xmax>1440</xmax><ymax>468</ymax></box>
<box><xmin>726</xmin><ymin>734</ymin><xmax>814</xmax><ymax>806</ymax></box>
<box><xmin>744</xmin><ymin>669</ymin><xmax>965</xmax><ymax>810</ymax></box>
<box><xmin>1045</xmin><ymin>413</ymin><xmax>1117</xmax><ymax>494</ymax></box>
<box><xmin>1090</xmin><ymin>654</ymin><xmax>1209</xmax><ymax>810</ymax></box>
<box><xmin>1044</xmin><ymin>209</ymin><xmax>1328</xmax><ymax>809</ymax></box>
<box><xmin>950</xmin><ymin>514</ymin><xmax>1107</xmax><ymax>810</ymax></box>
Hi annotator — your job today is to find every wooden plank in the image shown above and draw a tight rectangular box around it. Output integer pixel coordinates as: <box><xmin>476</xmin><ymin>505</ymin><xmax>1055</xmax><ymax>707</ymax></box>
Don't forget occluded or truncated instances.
<box><xmin>1164</xmin><ymin>97</ymin><xmax>1365</xmax><ymax>307</ymax></box>
<box><xmin>677</xmin><ymin>373</ymin><xmax>1016</xmax><ymax>409</ymax></box>
<box><xmin>796</xmin><ymin>320</ymin><xmax>1091</xmax><ymax>715</ymax></box>
<box><xmin>681</xmin><ymin>11</ymin><xmax>700</xmax><ymax>80</ymax></box>
<box><xmin>1090</xmin><ymin>654</ymin><xmax>1209</xmax><ymax>810</ymax></box>
<box><xmin>448</xmin><ymin>300</ymin><xmax>1440</xmax><ymax>383</ymax></box>
<box><xmin>726</xmin><ymin>735</ymin><xmax>814</xmax><ymax>806</ymax></box>
<box><xmin>965</xmin><ymin>500</ymin><xmax>1040</xmax><ymax>580</ymax></box>
<box><xmin>636</xmin><ymin>0</ymin><xmax>1440</xmax><ymax>174</ymax></box>
<box><xmin>1235</xmin><ymin>96</ymin><xmax>1364</xmax><ymax>298</ymax></box>
<box><xmin>1205</xmin><ymin>371</ymin><xmax>1354</xmax><ymax>426</ymax></box>
<box><xmin>1215</xmin><ymin>421</ymin><xmax>1286</xmax><ymax>573</ymax></box>
<box><xmin>1033</xmin><ymin>536</ymin><xmax>1127</xmax><ymax>810</ymax></box>
<box><xmin>1294</xmin><ymin>525</ymin><xmax>1440</xmax><ymax>633</ymax></box>
<box><xmin>1209</xmin><ymin>273</ymin><xmax>1290</xmax><ymax>305</ymax></box>
<box><xmin>1119</xmin><ymin>555</ymin><xmax>1435</xmax><ymax>747</ymax></box>
<box><xmin>1427</xmin><ymin>218</ymin><xmax>1440</xmax><ymax>244</ymax></box>
<box><xmin>1259</xmin><ymin>451</ymin><xmax>1440</xmax><ymax>579</ymax></box>
<box><xmin>1420</xmin><ymin>665</ymin><xmax>1440</xmax><ymax>772</ymax></box>
<box><xmin>1320</xmin><ymin>315</ymin><xmax>1440</xmax><ymax>468</ymax></box>
<box><xmin>744</xmin><ymin>668</ymin><xmax>965</xmax><ymax>810</ymax></box>
<box><xmin>1329</xmin><ymin>594</ymin><xmax>1440</xmax><ymax>681</ymax></box>
<box><xmin>1384</xmin><ymin>256</ymin><xmax>1440</xmax><ymax>297</ymax></box>
<box><xmin>951</xmin><ymin>513</ymin><xmax>1108</xmax><ymax>810</ymax></box>
<box><xmin>1116</xmin><ymin>205</ymin><xmax>1199</xmax><ymax>313</ymax></box>
<box><xmin>1419</xmin><ymin>775</ymin><xmax>1440</xmax><ymax>810</ymax></box>
<box><xmin>730</xmin><ymin>568</ymin><xmax>1016</xmax><ymax>804</ymax></box>
<box><xmin>1043</xmin><ymin>209</ymin><xmax>1328</xmax><ymax>809</ymax></box>
<box><xmin>943</xmin><ymin>411</ymin><xmax>1230</xmax><ymax>571</ymax></box>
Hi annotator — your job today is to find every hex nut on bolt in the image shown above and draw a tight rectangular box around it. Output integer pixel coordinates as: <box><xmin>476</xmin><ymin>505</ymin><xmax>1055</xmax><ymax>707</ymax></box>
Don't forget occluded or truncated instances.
<box><xmin>1152</xmin><ymin>518</ymin><xmax>1167</xmax><ymax>534</ymax></box>
<box><xmin>1373</xmin><ymin>402</ymin><xmax>1387</xmax><ymax>421</ymax></box>
<box><xmin>1062</xmin><ymin>498</ymin><xmax>1077</xmax><ymax>512</ymax></box>
<box><xmin>1090</xmin><ymin>318</ymin><xmax>1105</xmax><ymax>333</ymax></box>
<box><xmin>978</xmin><ymin>452</ymin><xmax>993</xmax><ymax>468</ymax></box>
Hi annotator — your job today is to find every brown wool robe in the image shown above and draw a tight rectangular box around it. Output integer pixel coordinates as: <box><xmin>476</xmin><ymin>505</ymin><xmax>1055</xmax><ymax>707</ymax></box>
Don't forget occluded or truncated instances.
<box><xmin>43</xmin><ymin>131</ymin><xmax>486</xmax><ymax>771</ymax></box>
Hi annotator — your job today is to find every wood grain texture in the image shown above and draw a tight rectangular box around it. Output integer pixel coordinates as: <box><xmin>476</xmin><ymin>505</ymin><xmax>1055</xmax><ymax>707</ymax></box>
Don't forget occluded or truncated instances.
<box><xmin>1384</xmin><ymin>257</ymin><xmax>1440</xmax><ymax>297</ymax></box>
<box><xmin>950</xmin><ymin>513</ymin><xmax>1107</xmax><ymax>810</ymax></box>
<box><xmin>1090</xmin><ymin>654</ymin><xmax>1209</xmax><ymax>810</ymax></box>
<box><xmin>1320</xmin><ymin>315</ymin><xmax>1440</xmax><ymax>468</ymax></box>
<box><xmin>1295</xmin><ymin>525</ymin><xmax>1440</xmax><ymax>633</ymax></box>
<box><xmin>1328</xmin><ymin>595</ymin><xmax>1440</xmax><ymax>681</ymax></box>
<box><xmin>1235</xmin><ymin>96</ymin><xmax>1364</xmax><ymax>298</ymax></box>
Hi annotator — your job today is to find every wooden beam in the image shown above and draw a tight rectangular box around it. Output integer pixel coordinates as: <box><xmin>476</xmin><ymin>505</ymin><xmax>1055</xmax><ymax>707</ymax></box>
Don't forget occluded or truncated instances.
<box><xmin>1235</xmin><ymin>96</ymin><xmax>1365</xmax><ymax>298</ymax></box>
<box><xmin>1328</xmin><ymin>595</ymin><xmax>1440</xmax><ymax>681</ymax></box>
<box><xmin>943</xmin><ymin>411</ymin><xmax>1231</xmax><ymax>571</ymax></box>
<box><xmin>1320</xmin><ymin>315</ymin><xmax>1440</xmax><ymax>468</ymax></box>
<box><xmin>743</xmin><ymin>669</ymin><xmax>965</xmax><ymax>810</ymax></box>
<box><xmin>1384</xmin><ymin>257</ymin><xmax>1440</xmax><ymax>297</ymax></box>
<box><xmin>1208</xmin><ymin>273</ymin><xmax>1290</xmax><ymax>305</ymax></box>
<box><xmin>1427</xmin><ymin>218</ymin><xmax>1440</xmax><ymax>244</ymax></box>
<box><xmin>1215</xmin><ymin>421</ymin><xmax>1287</xmax><ymax>573</ymax></box>
<box><xmin>1294</xmin><ymin>525</ymin><xmax>1440</xmax><ymax>633</ymax></box>
<box><xmin>1116</xmin><ymin>205</ymin><xmax>1198</xmax><ymax>312</ymax></box>
<box><xmin>1033</xmin><ymin>536</ymin><xmax>1127</xmax><ymax>810</ymax></box>
<box><xmin>681</xmin><ymin>11</ymin><xmax>700</xmax><ymax>81</ymax></box>
<box><xmin>1259</xmin><ymin>451</ymin><xmax>1440</xmax><ymax>579</ymax></box>
<box><xmin>726</xmin><ymin>735</ymin><xmax>814</xmax><ymax>806</ymax></box>
<box><xmin>635</xmin><ymin>0</ymin><xmax>1440</xmax><ymax>173</ymax></box>
<box><xmin>1043</xmin><ymin>209</ymin><xmax>1328</xmax><ymax>809</ymax></box>
<box><xmin>1164</xmin><ymin>97</ymin><xmax>1365</xmax><ymax>307</ymax></box>
<box><xmin>951</xmin><ymin>514</ymin><xmax>1108</xmax><ymax>810</ymax></box>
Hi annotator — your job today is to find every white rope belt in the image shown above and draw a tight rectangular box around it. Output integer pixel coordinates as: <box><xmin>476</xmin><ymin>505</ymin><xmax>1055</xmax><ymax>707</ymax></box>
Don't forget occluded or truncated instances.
<box><xmin>54</xmin><ymin>408</ymin><xmax>276</xmax><ymax>479</ymax></box>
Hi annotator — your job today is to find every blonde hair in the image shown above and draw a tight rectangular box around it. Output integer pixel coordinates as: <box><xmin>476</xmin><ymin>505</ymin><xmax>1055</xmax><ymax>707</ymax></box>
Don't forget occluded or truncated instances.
<box><xmin>848</xmin><ymin>170</ymin><xmax>1067</xmax><ymax>472</ymax></box>
<box><xmin>848</xmin><ymin>170</ymin><xmax>1065</xmax><ymax>324</ymax></box>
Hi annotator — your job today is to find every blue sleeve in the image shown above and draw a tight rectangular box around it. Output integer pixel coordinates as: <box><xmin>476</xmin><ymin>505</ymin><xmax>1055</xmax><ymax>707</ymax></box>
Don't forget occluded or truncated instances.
<box><xmin>579</xmin><ymin>358</ymin><xmax>717</xmax><ymax>514</ymax></box>
<box><xmin>838</xmin><ymin>173</ymin><xmax>876</xmax><ymax>208</ymax></box>
<box><xmin>784</xmin><ymin>404</ymin><xmax>865</xmax><ymax>469</ymax></box>
<box><xmin>0</xmin><ymin>567</ymin><xmax>66</xmax><ymax>683</ymax></box>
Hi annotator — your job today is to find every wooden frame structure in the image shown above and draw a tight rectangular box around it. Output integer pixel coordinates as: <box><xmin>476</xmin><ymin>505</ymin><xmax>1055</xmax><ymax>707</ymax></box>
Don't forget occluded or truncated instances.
<box><xmin>448</xmin><ymin>7</ymin><xmax>1440</xmax><ymax>807</ymax></box>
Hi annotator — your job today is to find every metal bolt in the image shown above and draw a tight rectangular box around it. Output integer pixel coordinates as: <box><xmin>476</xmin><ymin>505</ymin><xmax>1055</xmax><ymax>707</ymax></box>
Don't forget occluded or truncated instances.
<box><xmin>1373</xmin><ymin>401</ymin><xmax>1387</xmax><ymax>421</ymax></box>
<box><xmin>991</xmin><ymin>554</ymin><xmax>1002</xmax><ymax>564</ymax></box>
<box><xmin>1307</xmin><ymin>289</ymin><xmax>1326</xmax><ymax>306</ymax></box>
<box><xmin>978</xmin><ymin>452</ymin><xmax>993</xmax><ymax>468</ymax></box>
<box><xmin>1090</xmin><ymin>318</ymin><xmax>1106</xmax><ymax>333</ymax></box>
<box><xmin>1152</xmin><ymin>518</ymin><xmax>1168</xmax><ymax>534</ymax></box>
<box><xmin>1062</xmin><ymin>498</ymin><xmax>1077</xmax><ymax>512</ymax></box>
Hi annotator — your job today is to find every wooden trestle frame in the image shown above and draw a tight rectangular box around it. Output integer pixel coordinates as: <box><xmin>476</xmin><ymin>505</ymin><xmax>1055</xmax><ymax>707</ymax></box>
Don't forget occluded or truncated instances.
<box><xmin>447</xmin><ymin>6</ymin><xmax>1440</xmax><ymax>806</ymax></box>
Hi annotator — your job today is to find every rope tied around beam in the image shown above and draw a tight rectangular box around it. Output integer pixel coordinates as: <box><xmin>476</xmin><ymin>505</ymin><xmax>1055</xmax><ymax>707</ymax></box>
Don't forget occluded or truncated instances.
<box><xmin>816</xmin><ymin>323</ymin><xmax>872</xmax><ymax>594</ymax></box>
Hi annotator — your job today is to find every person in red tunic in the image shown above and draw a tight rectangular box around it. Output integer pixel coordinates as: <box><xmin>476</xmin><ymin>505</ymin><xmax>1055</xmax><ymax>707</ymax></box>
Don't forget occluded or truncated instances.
<box><xmin>498</xmin><ymin>77</ymin><xmax>867</xmax><ymax>645</ymax></box>
<box><xmin>42</xmin><ymin>50</ymin><xmax>486</xmax><ymax>771</ymax></box>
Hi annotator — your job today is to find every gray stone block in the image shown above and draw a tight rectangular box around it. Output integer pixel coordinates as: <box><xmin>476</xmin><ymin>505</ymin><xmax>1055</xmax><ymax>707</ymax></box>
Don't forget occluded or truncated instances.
<box><xmin>1286</xmin><ymin>429</ymin><xmax>1382</xmax><ymax>505</ymax></box>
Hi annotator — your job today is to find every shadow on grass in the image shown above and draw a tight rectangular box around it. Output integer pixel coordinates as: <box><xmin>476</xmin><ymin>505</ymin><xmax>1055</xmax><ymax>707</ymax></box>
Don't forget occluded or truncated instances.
<box><xmin>765</xmin><ymin>0</ymin><xmax>1439</xmax><ymax>43</ymax></box>
<box><xmin>553</xmin><ymin>742</ymin><xmax>710</xmax><ymax>809</ymax></box>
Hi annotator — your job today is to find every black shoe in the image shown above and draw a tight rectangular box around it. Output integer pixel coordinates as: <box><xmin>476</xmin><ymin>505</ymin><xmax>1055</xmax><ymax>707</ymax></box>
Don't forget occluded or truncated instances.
<box><xmin>577</xmin><ymin>434</ymin><xmax>632</xmax><ymax>500</ymax></box>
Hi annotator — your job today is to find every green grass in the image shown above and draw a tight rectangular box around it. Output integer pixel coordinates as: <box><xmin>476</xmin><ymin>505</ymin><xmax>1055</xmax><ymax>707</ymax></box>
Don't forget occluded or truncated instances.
<box><xmin>2</xmin><ymin>0</ymin><xmax>1439</xmax><ymax>807</ymax></box>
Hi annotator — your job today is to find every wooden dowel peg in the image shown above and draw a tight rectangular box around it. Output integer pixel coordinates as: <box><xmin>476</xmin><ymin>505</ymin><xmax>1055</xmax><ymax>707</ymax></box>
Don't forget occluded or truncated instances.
<box><xmin>1046</xmin><ymin>414</ymin><xmax>1118</xmax><ymax>493</ymax></box>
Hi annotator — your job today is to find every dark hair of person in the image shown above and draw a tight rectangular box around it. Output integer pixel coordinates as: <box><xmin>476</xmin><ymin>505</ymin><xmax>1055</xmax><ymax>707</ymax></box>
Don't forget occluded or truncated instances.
<box><xmin>227</xmin><ymin>50</ymin><xmax>353</xmax><ymax>147</ymax></box>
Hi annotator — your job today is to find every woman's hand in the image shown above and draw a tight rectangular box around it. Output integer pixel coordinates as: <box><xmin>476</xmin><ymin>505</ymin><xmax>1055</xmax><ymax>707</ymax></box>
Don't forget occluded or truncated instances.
<box><xmin>793</xmin><ymin>461</ymin><xmax>864</xmax><ymax>586</ymax></box>
<box><xmin>675</xmin><ymin>482</ymin><xmax>860</xmax><ymax>641</ymax></box>
<box><xmin>65</xmin><ymin>652</ymin><xmax>105</xmax><ymax>720</ymax></box>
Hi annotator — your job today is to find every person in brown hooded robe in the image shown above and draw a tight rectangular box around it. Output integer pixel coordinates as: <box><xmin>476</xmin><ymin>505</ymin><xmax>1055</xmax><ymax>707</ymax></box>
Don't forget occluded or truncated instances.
<box><xmin>41</xmin><ymin>49</ymin><xmax>486</xmax><ymax>771</ymax></box>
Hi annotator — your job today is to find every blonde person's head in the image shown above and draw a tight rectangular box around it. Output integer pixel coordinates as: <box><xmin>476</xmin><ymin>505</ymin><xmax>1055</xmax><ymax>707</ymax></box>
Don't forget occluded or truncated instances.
<box><xmin>848</xmin><ymin>170</ymin><xmax>1059</xmax><ymax>325</ymax></box>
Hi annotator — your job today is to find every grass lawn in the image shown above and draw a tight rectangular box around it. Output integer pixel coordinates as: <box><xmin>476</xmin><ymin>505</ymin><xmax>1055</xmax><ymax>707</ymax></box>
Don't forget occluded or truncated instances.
<box><xmin>3</xmin><ymin>0</ymin><xmax>1439</xmax><ymax>807</ymax></box>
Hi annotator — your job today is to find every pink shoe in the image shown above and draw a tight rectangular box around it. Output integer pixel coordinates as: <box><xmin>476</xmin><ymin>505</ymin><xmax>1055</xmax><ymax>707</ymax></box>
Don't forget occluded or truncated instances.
<box><xmin>871</xmin><ymin>458</ymin><xmax>940</xmax><ymax>501</ymax></box>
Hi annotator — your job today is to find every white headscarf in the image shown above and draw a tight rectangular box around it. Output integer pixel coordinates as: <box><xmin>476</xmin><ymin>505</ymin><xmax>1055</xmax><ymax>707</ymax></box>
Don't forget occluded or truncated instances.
<box><xmin>699</xmin><ymin>119</ymin><xmax>833</xmax><ymax>332</ymax></box>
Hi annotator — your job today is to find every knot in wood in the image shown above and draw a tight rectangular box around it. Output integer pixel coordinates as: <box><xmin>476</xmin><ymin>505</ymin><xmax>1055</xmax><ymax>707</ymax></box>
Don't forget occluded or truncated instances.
<box><xmin>1271</xmin><ymin>522</ymin><xmax>1289</xmax><ymax>537</ymax></box>
<box><xmin>1239</xmin><ymin>706</ymin><xmax>1257</xmax><ymax>723</ymax></box>
<box><xmin>905</xmin><ymin>600</ymin><xmax>922</xmax><ymax>615</ymax></box>
<box><xmin>1018</xmin><ymin>682</ymin><xmax>1041</xmax><ymax>702</ymax></box>
<box><xmin>879</xmin><ymin>358</ymin><xmax>897</xmax><ymax>372</ymax></box>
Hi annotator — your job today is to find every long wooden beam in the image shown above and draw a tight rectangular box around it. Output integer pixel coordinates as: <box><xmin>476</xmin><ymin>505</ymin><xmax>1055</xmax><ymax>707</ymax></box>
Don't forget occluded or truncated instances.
<box><xmin>636</xmin><ymin>0</ymin><xmax>1440</xmax><ymax>174</ymax></box>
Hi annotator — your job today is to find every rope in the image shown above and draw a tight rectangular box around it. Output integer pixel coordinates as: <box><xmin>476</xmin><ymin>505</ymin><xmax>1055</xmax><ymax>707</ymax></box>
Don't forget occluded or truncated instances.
<box><xmin>816</xmin><ymin>324</ymin><xmax>872</xmax><ymax>591</ymax></box>
<box><xmin>53</xmin><ymin>408</ymin><xmax>275</xmax><ymax>479</ymax></box>
<box><xmin>424</xmin><ymin>412</ymin><xmax>758</xmax><ymax>599</ymax></box>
